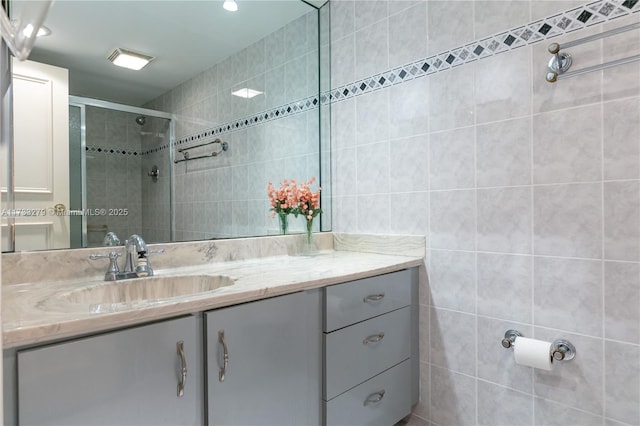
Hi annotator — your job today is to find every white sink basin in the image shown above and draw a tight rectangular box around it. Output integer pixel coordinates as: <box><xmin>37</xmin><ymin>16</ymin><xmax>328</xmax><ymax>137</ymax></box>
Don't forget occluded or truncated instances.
<box><xmin>58</xmin><ymin>274</ymin><xmax>236</xmax><ymax>308</ymax></box>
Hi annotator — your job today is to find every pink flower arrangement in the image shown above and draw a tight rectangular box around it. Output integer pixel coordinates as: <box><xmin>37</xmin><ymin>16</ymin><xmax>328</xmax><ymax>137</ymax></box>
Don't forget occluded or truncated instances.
<box><xmin>267</xmin><ymin>177</ymin><xmax>322</xmax><ymax>236</ymax></box>
<box><xmin>267</xmin><ymin>179</ymin><xmax>299</xmax><ymax>217</ymax></box>
<box><xmin>296</xmin><ymin>176</ymin><xmax>322</xmax><ymax>222</ymax></box>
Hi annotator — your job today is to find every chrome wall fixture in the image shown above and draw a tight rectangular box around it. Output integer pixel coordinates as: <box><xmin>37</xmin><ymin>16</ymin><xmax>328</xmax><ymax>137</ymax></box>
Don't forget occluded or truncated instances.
<box><xmin>546</xmin><ymin>21</ymin><xmax>640</xmax><ymax>83</ymax></box>
<box><xmin>174</xmin><ymin>138</ymin><xmax>229</xmax><ymax>163</ymax></box>
<box><xmin>501</xmin><ymin>329</ymin><xmax>576</xmax><ymax>363</ymax></box>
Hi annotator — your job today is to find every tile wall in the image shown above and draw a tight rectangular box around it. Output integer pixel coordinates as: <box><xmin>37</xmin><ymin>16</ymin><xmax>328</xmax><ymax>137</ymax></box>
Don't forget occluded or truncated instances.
<box><xmin>85</xmin><ymin>106</ymin><xmax>143</xmax><ymax>246</ymax></box>
<box><xmin>145</xmin><ymin>11</ymin><xmax>321</xmax><ymax>241</ymax></box>
<box><xmin>140</xmin><ymin>116</ymin><xmax>171</xmax><ymax>243</ymax></box>
<box><xmin>330</xmin><ymin>1</ymin><xmax>640</xmax><ymax>425</ymax></box>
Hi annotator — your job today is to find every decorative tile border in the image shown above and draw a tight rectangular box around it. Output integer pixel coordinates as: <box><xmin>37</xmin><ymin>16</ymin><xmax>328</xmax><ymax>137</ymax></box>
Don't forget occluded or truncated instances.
<box><xmin>173</xmin><ymin>94</ymin><xmax>320</xmax><ymax>150</ymax></box>
<box><xmin>326</xmin><ymin>0</ymin><xmax>640</xmax><ymax>103</ymax></box>
<box><xmin>86</xmin><ymin>146</ymin><xmax>139</xmax><ymax>157</ymax></box>
<box><xmin>86</xmin><ymin>145</ymin><xmax>171</xmax><ymax>157</ymax></box>
<box><xmin>172</xmin><ymin>0</ymin><xmax>639</xmax><ymax>151</ymax></box>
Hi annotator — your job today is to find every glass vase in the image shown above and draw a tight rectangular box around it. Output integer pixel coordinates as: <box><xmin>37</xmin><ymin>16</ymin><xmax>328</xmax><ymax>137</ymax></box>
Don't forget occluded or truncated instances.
<box><xmin>278</xmin><ymin>212</ymin><xmax>289</xmax><ymax>235</ymax></box>
<box><xmin>302</xmin><ymin>218</ymin><xmax>315</xmax><ymax>255</ymax></box>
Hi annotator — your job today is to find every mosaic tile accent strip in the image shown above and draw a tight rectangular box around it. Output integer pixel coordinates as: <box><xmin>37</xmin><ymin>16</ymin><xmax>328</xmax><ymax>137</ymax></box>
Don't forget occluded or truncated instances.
<box><xmin>327</xmin><ymin>0</ymin><xmax>640</xmax><ymax>103</ymax></box>
<box><xmin>86</xmin><ymin>146</ymin><xmax>139</xmax><ymax>157</ymax></box>
<box><xmin>174</xmin><ymin>94</ymin><xmax>320</xmax><ymax>150</ymax></box>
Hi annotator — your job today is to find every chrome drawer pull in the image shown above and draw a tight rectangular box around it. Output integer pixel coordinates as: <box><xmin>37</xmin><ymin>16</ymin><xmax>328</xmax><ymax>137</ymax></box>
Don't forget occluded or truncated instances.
<box><xmin>363</xmin><ymin>293</ymin><xmax>385</xmax><ymax>303</ymax></box>
<box><xmin>177</xmin><ymin>341</ymin><xmax>187</xmax><ymax>397</ymax></box>
<box><xmin>363</xmin><ymin>332</ymin><xmax>385</xmax><ymax>345</ymax></box>
<box><xmin>218</xmin><ymin>330</ymin><xmax>229</xmax><ymax>382</ymax></box>
<box><xmin>364</xmin><ymin>390</ymin><xmax>386</xmax><ymax>406</ymax></box>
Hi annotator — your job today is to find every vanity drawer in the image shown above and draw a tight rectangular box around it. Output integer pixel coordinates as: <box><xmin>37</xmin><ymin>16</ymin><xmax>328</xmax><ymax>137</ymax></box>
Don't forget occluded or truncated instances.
<box><xmin>324</xmin><ymin>269</ymin><xmax>411</xmax><ymax>332</ymax></box>
<box><xmin>324</xmin><ymin>307</ymin><xmax>410</xmax><ymax>400</ymax></box>
<box><xmin>324</xmin><ymin>359</ymin><xmax>411</xmax><ymax>426</ymax></box>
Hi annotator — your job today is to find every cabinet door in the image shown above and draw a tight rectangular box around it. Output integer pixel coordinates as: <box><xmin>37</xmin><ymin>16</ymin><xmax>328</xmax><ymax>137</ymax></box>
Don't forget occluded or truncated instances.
<box><xmin>18</xmin><ymin>316</ymin><xmax>201</xmax><ymax>426</ymax></box>
<box><xmin>206</xmin><ymin>290</ymin><xmax>321</xmax><ymax>426</ymax></box>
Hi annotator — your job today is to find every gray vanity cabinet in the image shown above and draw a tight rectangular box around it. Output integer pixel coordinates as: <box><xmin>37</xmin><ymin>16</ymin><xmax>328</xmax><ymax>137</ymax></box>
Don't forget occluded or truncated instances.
<box><xmin>323</xmin><ymin>268</ymin><xmax>419</xmax><ymax>426</ymax></box>
<box><xmin>16</xmin><ymin>315</ymin><xmax>202</xmax><ymax>426</ymax></box>
<box><xmin>205</xmin><ymin>289</ymin><xmax>322</xmax><ymax>426</ymax></box>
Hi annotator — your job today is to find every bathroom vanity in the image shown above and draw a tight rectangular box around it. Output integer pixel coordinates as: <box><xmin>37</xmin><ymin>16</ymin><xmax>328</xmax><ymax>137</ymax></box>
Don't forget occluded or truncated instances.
<box><xmin>2</xmin><ymin>234</ymin><xmax>423</xmax><ymax>426</ymax></box>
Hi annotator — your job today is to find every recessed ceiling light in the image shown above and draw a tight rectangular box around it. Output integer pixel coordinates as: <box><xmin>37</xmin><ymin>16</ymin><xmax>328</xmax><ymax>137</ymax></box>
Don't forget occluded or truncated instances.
<box><xmin>231</xmin><ymin>88</ymin><xmax>263</xmax><ymax>99</ymax></box>
<box><xmin>223</xmin><ymin>0</ymin><xmax>238</xmax><ymax>12</ymax></box>
<box><xmin>107</xmin><ymin>48</ymin><xmax>154</xmax><ymax>71</ymax></box>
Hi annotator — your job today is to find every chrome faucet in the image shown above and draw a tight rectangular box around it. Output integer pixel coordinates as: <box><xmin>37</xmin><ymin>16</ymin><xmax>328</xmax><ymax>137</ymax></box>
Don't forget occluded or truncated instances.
<box><xmin>90</xmin><ymin>233</ymin><xmax>164</xmax><ymax>281</ymax></box>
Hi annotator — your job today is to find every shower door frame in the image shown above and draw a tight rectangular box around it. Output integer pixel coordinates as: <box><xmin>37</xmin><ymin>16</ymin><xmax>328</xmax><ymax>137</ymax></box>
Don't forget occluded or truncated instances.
<box><xmin>68</xmin><ymin>95</ymin><xmax>175</xmax><ymax>247</ymax></box>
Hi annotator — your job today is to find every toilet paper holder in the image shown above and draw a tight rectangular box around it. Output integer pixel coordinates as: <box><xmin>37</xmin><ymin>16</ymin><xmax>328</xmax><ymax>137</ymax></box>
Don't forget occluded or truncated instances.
<box><xmin>501</xmin><ymin>329</ymin><xmax>576</xmax><ymax>362</ymax></box>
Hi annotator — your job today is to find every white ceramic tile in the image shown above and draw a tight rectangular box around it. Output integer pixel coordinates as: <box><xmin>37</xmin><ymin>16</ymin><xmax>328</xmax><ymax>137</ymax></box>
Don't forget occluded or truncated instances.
<box><xmin>389</xmin><ymin>134</ymin><xmax>429</xmax><ymax>192</ymax></box>
<box><xmin>604</xmin><ymin>181</ymin><xmax>640</xmax><ymax>261</ymax></box>
<box><xmin>333</xmin><ymin>147</ymin><xmax>357</xmax><ymax>197</ymax></box>
<box><xmin>477</xmin><ymin>380</ymin><xmax>534</xmax><ymax>426</ymax></box>
<box><xmin>474</xmin><ymin>1</ymin><xmax>530</xmax><ymax>40</ymax></box>
<box><xmin>430</xmin><ymin>307</ymin><xmax>476</xmax><ymax>376</ymax></box>
<box><xmin>356</xmin><ymin>141</ymin><xmax>390</xmax><ymax>195</ymax></box>
<box><xmin>330</xmin><ymin>0</ymin><xmax>355</xmax><ymax>42</ymax></box>
<box><xmin>534</xmin><ymin>397</ymin><xmax>603</xmax><ymax>426</ymax></box>
<box><xmin>429</xmin><ymin>189</ymin><xmax>476</xmax><ymax>251</ymax></box>
<box><xmin>428</xmin><ymin>249</ymin><xmax>475</xmax><ymax>313</ymax></box>
<box><xmin>603</xmin><ymin>14</ymin><xmax>640</xmax><ymax>101</ymax></box>
<box><xmin>388</xmin><ymin>3</ymin><xmax>427</xmax><ymax>70</ymax></box>
<box><xmin>355</xmin><ymin>19</ymin><xmax>388</xmax><ymax>81</ymax></box>
<box><xmin>533</xmin><ymin>183</ymin><xmax>602</xmax><ymax>259</ymax></box>
<box><xmin>355</xmin><ymin>0</ymin><xmax>388</xmax><ymax>32</ymax></box>
<box><xmin>603</xmin><ymin>97</ymin><xmax>640</xmax><ymax>181</ymax></box>
<box><xmin>388</xmin><ymin>77</ymin><xmax>429</xmax><ymax>140</ymax></box>
<box><xmin>356</xmin><ymin>88</ymin><xmax>390</xmax><ymax>145</ymax></box>
<box><xmin>330</xmin><ymin>33</ymin><xmax>356</xmax><ymax>89</ymax></box>
<box><xmin>533</xmin><ymin>105</ymin><xmax>602</xmax><ymax>185</ymax></box>
<box><xmin>389</xmin><ymin>192</ymin><xmax>428</xmax><ymax>236</ymax></box>
<box><xmin>429</xmin><ymin>65</ymin><xmax>475</xmax><ymax>132</ymax></box>
<box><xmin>429</xmin><ymin>365</ymin><xmax>476</xmax><ymax>426</ymax></box>
<box><xmin>356</xmin><ymin>194</ymin><xmax>390</xmax><ymax>234</ymax></box>
<box><xmin>534</xmin><ymin>256</ymin><xmax>603</xmax><ymax>337</ymax></box>
<box><xmin>476</xmin><ymin>117</ymin><xmax>532</xmax><ymax>188</ymax></box>
<box><xmin>477</xmin><ymin>253</ymin><xmax>533</xmax><ymax>324</ymax></box>
<box><xmin>477</xmin><ymin>186</ymin><xmax>532</xmax><ymax>254</ymax></box>
<box><xmin>427</xmin><ymin>1</ymin><xmax>473</xmax><ymax>56</ymax></box>
<box><xmin>429</xmin><ymin>127</ymin><xmax>475</xmax><ymax>190</ymax></box>
<box><xmin>475</xmin><ymin>46</ymin><xmax>531</xmax><ymax>124</ymax></box>
<box><xmin>604</xmin><ymin>261</ymin><xmax>640</xmax><ymax>344</ymax></box>
<box><xmin>605</xmin><ymin>340</ymin><xmax>640</xmax><ymax>425</ymax></box>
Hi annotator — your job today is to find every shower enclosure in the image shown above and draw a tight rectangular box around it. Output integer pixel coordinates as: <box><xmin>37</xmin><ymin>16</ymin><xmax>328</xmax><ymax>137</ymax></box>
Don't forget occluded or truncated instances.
<box><xmin>69</xmin><ymin>97</ymin><xmax>173</xmax><ymax>248</ymax></box>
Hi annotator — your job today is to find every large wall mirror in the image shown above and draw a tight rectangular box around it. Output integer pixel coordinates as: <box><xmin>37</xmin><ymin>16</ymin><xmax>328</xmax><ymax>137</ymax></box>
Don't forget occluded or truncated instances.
<box><xmin>1</xmin><ymin>0</ymin><xmax>331</xmax><ymax>252</ymax></box>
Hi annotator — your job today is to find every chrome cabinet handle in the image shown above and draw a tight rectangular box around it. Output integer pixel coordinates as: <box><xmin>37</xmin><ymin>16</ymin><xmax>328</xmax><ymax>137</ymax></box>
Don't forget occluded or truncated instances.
<box><xmin>177</xmin><ymin>341</ymin><xmax>187</xmax><ymax>398</ymax></box>
<box><xmin>364</xmin><ymin>390</ymin><xmax>385</xmax><ymax>406</ymax></box>
<box><xmin>363</xmin><ymin>293</ymin><xmax>385</xmax><ymax>303</ymax></box>
<box><xmin>363</xmin><ymin>332</ymin><xmax>385</xmax><ymax>345</ymax></box>
<box><xmin>218</xmin><ymin>330</ymin><xmax>228</xmax><ymax>382</ymax></box>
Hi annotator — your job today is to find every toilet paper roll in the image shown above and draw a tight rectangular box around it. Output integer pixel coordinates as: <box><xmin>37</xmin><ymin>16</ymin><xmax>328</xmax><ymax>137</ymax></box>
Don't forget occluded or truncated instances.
<box><xmin>513</xmin><ymin>337</ymin><xmax>552</xmax><ymax>370</ymax></box>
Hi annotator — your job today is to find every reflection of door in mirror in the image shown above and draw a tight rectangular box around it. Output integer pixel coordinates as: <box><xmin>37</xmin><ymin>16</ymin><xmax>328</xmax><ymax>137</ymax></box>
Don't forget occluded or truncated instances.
<box><xmin>1</xmin><ymin>59</ymin><xmax>69</xmax><ymax>251</ymax></box>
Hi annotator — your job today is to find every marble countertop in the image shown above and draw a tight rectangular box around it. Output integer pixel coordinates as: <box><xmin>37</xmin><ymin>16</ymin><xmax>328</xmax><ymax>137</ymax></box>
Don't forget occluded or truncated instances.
<box><xmin>3</xmin><ymin>249</ymin><xmax>422</xmax><ymax>349</ymax></box>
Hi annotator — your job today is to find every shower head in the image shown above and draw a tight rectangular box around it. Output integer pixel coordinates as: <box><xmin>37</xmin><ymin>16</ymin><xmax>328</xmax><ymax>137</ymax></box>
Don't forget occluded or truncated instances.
<box><xmin>135</xmin><ymin>115</ymin><xmax>146</xmax><ymax>126</ymax></box>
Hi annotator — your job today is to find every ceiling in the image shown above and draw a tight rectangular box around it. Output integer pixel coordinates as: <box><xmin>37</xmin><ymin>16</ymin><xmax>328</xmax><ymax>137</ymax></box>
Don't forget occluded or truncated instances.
<box><xmin>13</xmin><ymin>0</ymin><xmax>316</xmax><ymax>106</ymax></box>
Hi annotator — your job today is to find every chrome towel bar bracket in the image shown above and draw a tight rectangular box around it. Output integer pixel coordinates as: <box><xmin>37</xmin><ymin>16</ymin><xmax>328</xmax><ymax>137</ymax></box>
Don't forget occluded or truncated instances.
<box><xmin>546</xmin><ymin>21</ymin><xmax>640</xmax><ymax>83</ymax></box>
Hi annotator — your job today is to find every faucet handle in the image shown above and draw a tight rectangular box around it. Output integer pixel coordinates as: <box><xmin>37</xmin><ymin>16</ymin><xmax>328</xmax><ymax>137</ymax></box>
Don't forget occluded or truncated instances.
<box><xmin>135</xmin><ymin>249</ymin><xmax>164</xmax><ymax>277</ymax></box>
<box><xmin>89</xmin><ymin>251</ymin><xmax>121</xmax><ymax>281</ymax></box>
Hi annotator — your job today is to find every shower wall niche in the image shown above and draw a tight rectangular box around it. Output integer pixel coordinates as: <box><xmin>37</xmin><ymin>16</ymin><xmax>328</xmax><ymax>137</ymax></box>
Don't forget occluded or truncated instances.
<box><xmin>83</xmin><ymin>105</ymin><xmax>171</xmax><ymax>247</ymax></box>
